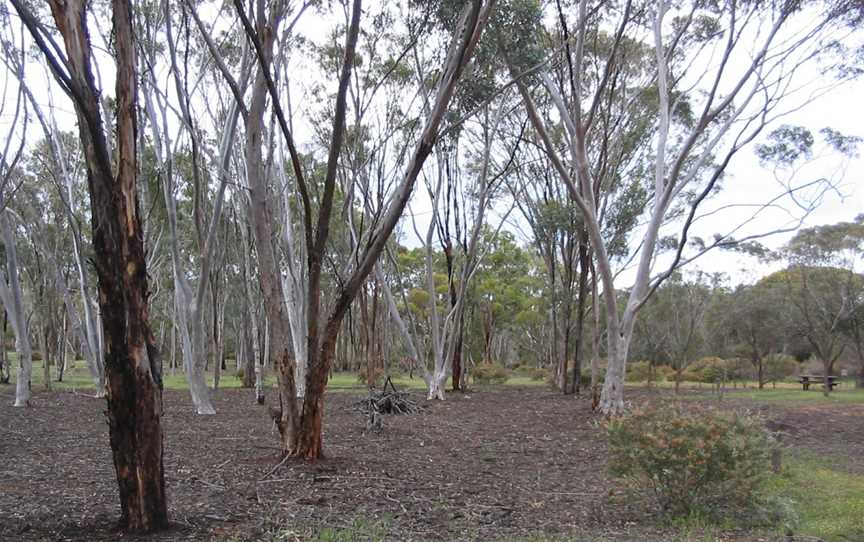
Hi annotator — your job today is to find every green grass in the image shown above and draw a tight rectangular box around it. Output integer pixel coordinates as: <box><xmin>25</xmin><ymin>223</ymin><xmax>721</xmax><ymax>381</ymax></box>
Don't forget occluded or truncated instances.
<box><xmin>313</xmin><ymin>515</ymin><xmax>392</xmax><ymax>542</ymax></box>
<box><xmin>724</xmin><ymin>387</ymin><xmax>864</xmax><ymax>405</ymax></box>
<box><xmin>8</xmin><ymin>357</ymin><xmax>546</xmax><ymax>394</ymax></box>
<box><xmin>624</xmin><ymin>379</ymin><xmax>864</xmax><ymax>405</ymax></box>
<box><xmin>768</xmin><ymin>454</ymin><xmax>864</xmax><ymax>541</ymax></box>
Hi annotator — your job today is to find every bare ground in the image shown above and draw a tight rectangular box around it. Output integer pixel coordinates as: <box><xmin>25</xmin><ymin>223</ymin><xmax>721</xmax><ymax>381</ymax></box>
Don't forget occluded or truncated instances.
<box><xmin>0</xmin><ymin>384</ymin><xmax>857</xmax><ymax>541</ymax></box>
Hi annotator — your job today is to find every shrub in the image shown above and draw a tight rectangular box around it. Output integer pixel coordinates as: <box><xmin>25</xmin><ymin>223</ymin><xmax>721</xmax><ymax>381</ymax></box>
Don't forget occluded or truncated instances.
<box><xmin>724</xmin><ymin>357</ymin><xmax>752</xmax><ymax>382</ymax></box>
<box><xmin>514</xmin><ymin>365</ymin><xmax>548</xmax><ymax>381</ymax></box>
<box><xmin>682</xmin><ymin>357</ymin><xmax>727</xmax><ymax>383</ymax></box>
<box><xmin>626</xmin><ymin>361</ymin><xmax>667</xmax><ymax>383</ymax></box>
<box><xmin>577</xmin><ymin>366</ymin><xmax>606</xmax><ymax>387</ymax></box>
<box><xmin>471</xmin><ymin>363</ymin><xmax>510</xmax><ymax>385</ymax></box>
<box><xmin>655</xmin><ymin>365</ymin><xmax>675</xmax><ymax>381</ymax></box>
<box><xmin>763</xmin><ymin>354</ymin><xmax>798</xmax><ymax>385</ymax></box>
<box><xmin>528</xmin><ymin>367</ymin><xmax>552</xmax><ymax>382</ymax></box>
<box><xmin>357</xmin><ymin>366</ymin><xmax>384</xmax><ymax>386</ymax></box>
<box><xmin>606</xmin><ymin>403</ymin><xmax>774</xmax><ymax>522</ymax></box>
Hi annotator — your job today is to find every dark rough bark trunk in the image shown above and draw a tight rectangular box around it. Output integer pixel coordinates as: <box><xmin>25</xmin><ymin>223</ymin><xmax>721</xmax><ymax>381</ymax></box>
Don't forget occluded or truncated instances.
<box><xmin>443</xmin><ymin>243</ymin><xmax>465</xmax><ymax>392</ymax></box>
<box><xmin>41</xmin><ymin>325</ymin><xmax>51</xmax><ymax>391</ymax></box>
<box><xmin>242</xmin><ymin>325</ymin><xmax>255</xmax><ymax>388</ymax></box>
<box><xmin>451</xmin><ymin>335</ymin><xmax>463</xmax><ymax>391</ymax></box>
<box><xmin>287</xmin><ymin>0</ymin><xmax>490</xmax><ymax>461</ymax></box>
<box><xmin>24</xmin><ymin>0</ymin><xmax>169</xmax><ymax>531</ymax></box>
<box><xmin>296</xmin><ymin>319</ymin><xmax>341</xmax><ymax>461</ymax></box>
<box><xmin>823</xmin><ymin>358</ymin><xmax>832</xmax><ymax>397</ymax></box>
<box><xmin>757</xmin><ymin>358</ymin><xmax>764</xmax><ymax>390</ymax></box>
<box><xmin>570</xmin><ymin>235</ymin><xmax>589</xmax><ymax>395</ymax></box>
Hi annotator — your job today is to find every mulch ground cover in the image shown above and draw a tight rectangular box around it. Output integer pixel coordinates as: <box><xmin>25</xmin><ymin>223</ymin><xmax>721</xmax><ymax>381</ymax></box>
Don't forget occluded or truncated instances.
<box><xmin>0</xmin><ymin>384</ymin><xmax>854</xmax><ymax>541</ymax></box>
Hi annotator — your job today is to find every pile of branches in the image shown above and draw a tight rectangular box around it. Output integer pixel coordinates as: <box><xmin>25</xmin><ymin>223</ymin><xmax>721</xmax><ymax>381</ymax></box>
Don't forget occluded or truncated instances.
<box><xmin>352</xmin><ymin>377</ymin><xmax>420</xmax><ymax>430</ymax></box>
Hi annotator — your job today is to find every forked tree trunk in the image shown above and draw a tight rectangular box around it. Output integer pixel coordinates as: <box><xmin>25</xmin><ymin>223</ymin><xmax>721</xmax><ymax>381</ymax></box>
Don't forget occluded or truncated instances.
<box><xmin>242</xmin><ymin>1</ymin><xmax>298</xmax><ymax>449</ymax></box>
<box><xmin>15</xmin><ymin>0</ymin><xmax>169</xmax><ymax>530</ymax></box>
<box><xmin>238</xmin><ymin>0</ymin><xmax>494</xmax><ymax>460</ymax></box>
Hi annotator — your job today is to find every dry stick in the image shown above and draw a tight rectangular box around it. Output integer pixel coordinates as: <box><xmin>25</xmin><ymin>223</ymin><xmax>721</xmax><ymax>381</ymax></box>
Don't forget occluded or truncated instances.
<box><xmin>259</xmin><ymin>454</ymin><xmax>292</xmax><ymax>481</ymax></box>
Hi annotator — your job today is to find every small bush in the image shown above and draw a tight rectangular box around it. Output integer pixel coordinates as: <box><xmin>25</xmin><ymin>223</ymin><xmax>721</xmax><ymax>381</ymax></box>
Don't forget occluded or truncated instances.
<box><xmin>527</xmin><ymin>367</ymin><xmax>550</xmax><ymax>381</ymax></box>
<box><xmin>606</xmin><ymin>403</ymin><xmax>775</xmax><ymax>522</ymax></box>
<box><xmin>516</xmin><ymin>365</ymin><xmax>550</xmax><ymax>381</ymax></box>
<box><xmin>357</xmin><ymin>366</ymin><xmax>384</xmax><ymax>386</ymax></box>
<box><xmin>471</xmin><ymin>363</ymin><xmax>510</xmax><ymax>385</ymax></box>
<box><xmin>681</xmin><ymin>357</ymin><xmax>727</xmax><ymax>383</ymax></box>
<box><xmin>763</xmin><ymin>353</ymin><xmax>798</xmax><ymax>385</ymax></box>
<box><xmin>626</xmin><ymin>361</ymin><xmax>667</xmax><ymax>383</ymax></box>
<box><xmin>656</xmin><ymin>365</ymin><xmax>675</xmax><ymax>380</ymax></box>
<box><xmin>576</xmin><ymin>367</ymin><xmax>606</xmax><ymax>387</ymax></box>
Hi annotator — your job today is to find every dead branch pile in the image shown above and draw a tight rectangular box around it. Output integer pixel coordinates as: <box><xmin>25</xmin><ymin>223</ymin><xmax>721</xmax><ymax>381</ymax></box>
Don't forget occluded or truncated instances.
<box><xmin>352</xmin><ymin>377</ymin><xmax>420</xmax><ymax>417</ymax></box>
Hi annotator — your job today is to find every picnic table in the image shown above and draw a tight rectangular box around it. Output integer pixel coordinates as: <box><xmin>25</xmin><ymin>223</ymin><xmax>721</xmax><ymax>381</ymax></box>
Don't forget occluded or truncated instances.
<box><xmin>798</xmin><ymin>374</ymin><xmax>840</xmax><ymax>391</ymax></box>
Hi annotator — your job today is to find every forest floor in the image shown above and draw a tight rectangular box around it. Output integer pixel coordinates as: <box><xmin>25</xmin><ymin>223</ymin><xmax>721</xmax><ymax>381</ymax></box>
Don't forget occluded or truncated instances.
<box><xmin>0</xmin><ymin>384</ymin><xmax>862</xmax><ymax>542</ymax></box>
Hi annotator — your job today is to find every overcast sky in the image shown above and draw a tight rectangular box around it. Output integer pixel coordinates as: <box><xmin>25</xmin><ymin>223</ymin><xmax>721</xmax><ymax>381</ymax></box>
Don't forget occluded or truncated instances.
<box><xmin>2</xmin><ymin>3</ymin><xmax>861</xmax><ymax>290</ymax></box>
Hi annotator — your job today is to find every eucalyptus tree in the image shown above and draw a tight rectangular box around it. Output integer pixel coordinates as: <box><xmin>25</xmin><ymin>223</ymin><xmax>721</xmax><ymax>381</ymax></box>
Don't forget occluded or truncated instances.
<box><xmin>514</xmin><ymin>0</ymin><xmax>863</xmax><ymax>413</ymax></box>
<box><xmin>138</xmin><ymin>0</ymin><xmax>254</xmax><ymax>414</ymax></box>
<box><xmin>0</xmin><ymin>24</ymin><xmax>31</xmax><ymax>406</ymax></box>
<box><xmin>641</xmin><ymin>272</ymin><xmax>720</xmax><ymax>391</ymax></box>
<box><xmin>214</xmin><ymin>0</ymin><xmax>497</xmax><ymax>458</ymax></box>
<box><xmin>12</xmin><ymin>0</ymin><xmax>169</xmax><ymax>530</ymax></box>
<box><xmin>1</xmin><ymin>13</ymin><xmax>107</xmax><ymax>394</ymax></box>
<box><xmin>22</xmin><ymin>130</ymin><xmax>106</xmax><ymax>394</ymax></box>
<box><xmin>780</xmin><ymin>219</ymin><xmax>864</xmax><ymax>393</ymax></box>
<box><xmin>0</xmin><ymin>208</ymin><xmax>32</xmax><ymax>406</ymax></box>
<box><xmin>724</xmin><ymin>282</ymin><xmax>787</xmax><ymax>388</ymax></box>
<box><xmin>512</xmin><ymin>161</ymin><xmax>583</xmax><ymax>392</ymax></box>
<box><xmin>405</xmin><ymin>95</ymin><xmax>521</xmax><ymax>399</ymax></box>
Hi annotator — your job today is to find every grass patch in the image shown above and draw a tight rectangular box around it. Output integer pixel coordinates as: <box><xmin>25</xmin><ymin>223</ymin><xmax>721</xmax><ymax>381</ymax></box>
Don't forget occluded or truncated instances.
<box><xmin>725</xmin><ymin>387</ymin><xmax>864</xmax><ymax>405</ymax></box>
<box><xmin>768</xmin><ymin>454</ymin><xmax>864</xmax><ymax>541</ymax></box>
<box><xmin>9</xmin><ymin>357</ymin><xmax>547</xmax><ymax>395</ymax></box>
<box><xmin>313</xmin><ymin>516</ymin><xmax>392</xmax><ymax>542</ymax></box>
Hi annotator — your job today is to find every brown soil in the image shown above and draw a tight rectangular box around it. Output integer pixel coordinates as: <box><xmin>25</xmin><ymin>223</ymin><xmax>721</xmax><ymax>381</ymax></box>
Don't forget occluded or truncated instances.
<box><xmin>0</xmin><ymin>385</ymin><xmax>853</xmax><ymax>541</ymax></box>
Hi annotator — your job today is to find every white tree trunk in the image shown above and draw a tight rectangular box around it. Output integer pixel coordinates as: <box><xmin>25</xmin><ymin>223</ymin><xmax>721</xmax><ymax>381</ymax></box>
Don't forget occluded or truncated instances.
<box><xmin>17</xmin><ymin>79</ymin><xmax>105</xmax><ymax>395</ymax></box>
<box><xmin>141</xmin><ymin>78</ymin><xmax>217</xmax><ymax>415</ymax></box>
<box><xmin>0</xmin><ymin>212</ymin><xmax>31</xmax><ymax>407</ymax></box>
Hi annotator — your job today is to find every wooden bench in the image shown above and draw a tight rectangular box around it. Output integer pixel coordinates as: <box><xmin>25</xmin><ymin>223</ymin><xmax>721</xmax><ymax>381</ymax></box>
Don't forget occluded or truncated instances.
<box><xmin>798</xmin><ymin>375</ymin><xmax>840</xmax><ymax>391</ymax></box>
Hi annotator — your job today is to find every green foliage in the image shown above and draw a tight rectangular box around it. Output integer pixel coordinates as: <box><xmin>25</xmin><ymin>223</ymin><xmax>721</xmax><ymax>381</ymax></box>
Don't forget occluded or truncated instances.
<box><xmin>356</xmin><ymin>366</ymin><xmax>385</xmax><ymax>387</ymax></box>
<box><xmin>763</xmin><ymin>354</ymin><xmax>799</xmax><ymax>385</ymax></box>
<box><xmin>471</xmin><ymin>363</ymin><xmax>510</xmax><ymax>385</ymax></box>
<box><xmin>655</xmin><ymin>365</ymin><xmax>675</xmax><ymax>381</ymax></box>
<box><xmin>607</xmin><ymin>403</ymin><xmax>776</xmax><ymax>523</ymax></box>
<box><xmin>625</xmin><ymin>361</ymin><xmax>666</xmax><ymax>383</ymax></box>
<box><xmin>682</xmin><ymin>357</ymin><xmax>727</xmax><ymax>383</ymax></box>
<box><xmin>521</xmin><ymin>366</ymin><xmax>550</xmax><ymax>381</ymax></box>
<box><xmin>756</xmin><ymin>125</ymin><xmax>814</xmax><ymax>167</ymax></box>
